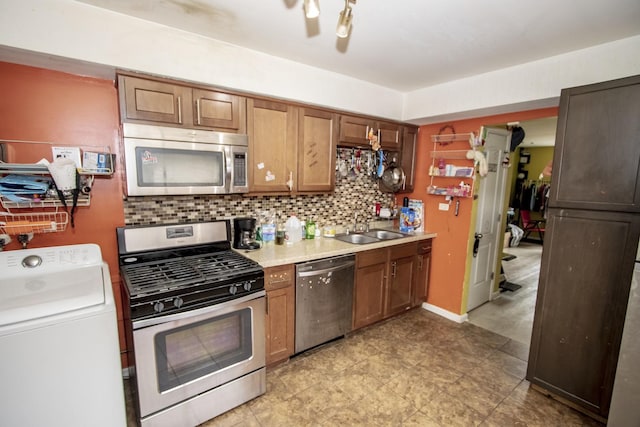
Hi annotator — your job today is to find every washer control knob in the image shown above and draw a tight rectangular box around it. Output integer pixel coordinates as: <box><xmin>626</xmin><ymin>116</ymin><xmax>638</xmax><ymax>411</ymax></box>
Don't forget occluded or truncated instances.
<box><xmin>153</xmin><ymin>301</ymin><xmax>165</xmax><ymax>313</ymax></box>
<box><xmin>243</xmin><ymin>281</ymin><xmax>252</xmax><ymax>291</ymax></box>
<box><xmin>173</xmin><ymin>297</ymin><xmax>184</xmax><ymax>308</ymax></box>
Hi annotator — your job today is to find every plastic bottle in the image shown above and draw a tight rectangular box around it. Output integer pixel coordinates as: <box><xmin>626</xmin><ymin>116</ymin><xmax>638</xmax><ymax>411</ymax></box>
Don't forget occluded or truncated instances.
<box><xmin>305</xmin><ymin>218</ymin><xmax>316</xmax><ymax>239</ymax></box>
<box><xmin>285</xmin><ymin>215</ymin><xmax>302</xmax><ymax>244</ymax></box>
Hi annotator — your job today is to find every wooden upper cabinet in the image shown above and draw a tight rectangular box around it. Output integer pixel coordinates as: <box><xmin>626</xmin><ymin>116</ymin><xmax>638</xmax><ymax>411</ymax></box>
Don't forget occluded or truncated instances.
<box><xmin>338</xmin><ymin>115</ymin><xmax>402</xmax><ymax>150</ymax></box>
<box><xmin>378</xmin><ymin>121</ymin><xmax>401</xmax><ymax>150</ymax></box>
<box><xmin>119</xmin><ymin>75</ymin><xmax>191</xmax><ymax>126</ymax></box>
<box><xmin>397</xmin><ymin>126</ymin><xmax>417</xmax><ymax>193</ymax></box>
<box><xmin>247</xmin><ymin>99</ymin><xmax>298</xmax><ymax>193</ymax></box>
<box><xmin>192</xmin><ymin>89</ymin><xmax>246</xmax><ymax>133</ymax></box>
<box><xmin>118</xmin><ymin>75</ymin><xmax>246</xmax><ymax>133</ymax></box>
<box><xmin>297</xmin><ymin>108</ymin><xmax>337</xmax><ymax>192</ymax></box>
<box><xmin>339</xmin><ymin>115</ymin><xmax>376</xmax><ymax>146</ymax></box>
<box><xmin>550</xmin><ymin>75</ymin><xmax>640</xmax><ymax>212</ymax></box>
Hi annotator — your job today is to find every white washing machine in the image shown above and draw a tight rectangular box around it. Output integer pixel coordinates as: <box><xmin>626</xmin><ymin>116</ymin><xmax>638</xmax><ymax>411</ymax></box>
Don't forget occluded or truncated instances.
<box><xmin>0</xmin><ymin>244</ymin><xmax>126</xmax><ymax>427</ymax></box>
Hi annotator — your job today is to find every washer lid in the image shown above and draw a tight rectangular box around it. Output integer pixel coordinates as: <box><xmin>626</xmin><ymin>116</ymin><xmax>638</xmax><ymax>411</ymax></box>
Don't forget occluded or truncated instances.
<box><xmin>0</xmin><ymin>244</ymin><xmax>106</xmax><ymax>326</ymax></box>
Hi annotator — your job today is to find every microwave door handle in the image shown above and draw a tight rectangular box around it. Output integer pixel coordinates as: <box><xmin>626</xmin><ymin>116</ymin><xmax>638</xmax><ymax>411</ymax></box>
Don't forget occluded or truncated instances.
<box><xmin>225</xmin><ymin>149</ymin><xmax>232</xmax><ymax>193</ymax></box>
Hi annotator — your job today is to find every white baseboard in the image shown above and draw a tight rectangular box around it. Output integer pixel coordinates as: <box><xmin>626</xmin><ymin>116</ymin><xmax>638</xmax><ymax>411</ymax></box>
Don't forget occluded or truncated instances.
<box><xmin>422</xmin><ymin>303</ymin><xmax>469</xmax><ymax>323</ymax></box>
<box><xmin>491</xmin><ymin>290</ymin><xmax>502</xmax><ymax>300</ymax></box>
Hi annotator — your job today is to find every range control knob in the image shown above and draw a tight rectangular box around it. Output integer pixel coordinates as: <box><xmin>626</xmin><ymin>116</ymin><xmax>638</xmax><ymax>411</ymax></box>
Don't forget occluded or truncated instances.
<box><xmin>173</xmin><ymin>297</ymin><xmax>184</xmax><ymax>308</ymax></box>
<box><xmin>153</xmin><ymin>301</ymin><xmax>165</xmax><ymax>313</ymax></box>
<box><xmin>243</xmin><ymin>281</ymin><xmax>252</xmax><ymax>291</ymax></box>
<box><xmin>229</xmin><ymin>286</ymin><xmax>237</xmax><ymax>295</ymax></box>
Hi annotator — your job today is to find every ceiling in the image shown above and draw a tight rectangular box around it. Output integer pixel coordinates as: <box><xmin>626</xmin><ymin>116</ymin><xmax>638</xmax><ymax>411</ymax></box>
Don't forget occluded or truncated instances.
<box><xmin>74</xmin><ymin>0</ymin><xmax>640</xmax><ymax>92</ymax></box>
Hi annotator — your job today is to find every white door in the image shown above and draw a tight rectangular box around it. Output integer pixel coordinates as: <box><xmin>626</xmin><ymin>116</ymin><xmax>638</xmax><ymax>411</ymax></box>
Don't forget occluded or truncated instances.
<box><xmin>467</xmin><ymin>127</ymin><xmax>511</xmax><ymax>311</ymax></box>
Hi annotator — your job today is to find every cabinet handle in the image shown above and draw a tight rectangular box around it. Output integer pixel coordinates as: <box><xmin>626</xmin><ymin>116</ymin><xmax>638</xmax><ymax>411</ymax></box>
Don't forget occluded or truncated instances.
<box><xmin>418</xmin><ymin>257</ymin><xmax>423</xmax><ymax>271</ymax></box>
<box><xmin>365</xmin><ymin>125</ymin><xmax>369</xmax><ymax>139</ymax></box>
<box><xmin>268</xmin><ymin>277</ymin><xmax>289</xmax><ymax>285</ymax></box>
<box><xmin>391</xmin><ymin>261</ymin><xmax>397</xmax><ymax>278</ymax></box>
<box><xmin>196</xmin><ymin>99</ymin><xmax>201</xmax><ymax>125</ymax></box>
<box><xmin>177</xmin><ymin>96</ymin><xmax>183</xmax><ymax>124</ymax></box>
<box><xmin>265</xmin><ymin>292</ymin><xmax>269</xmax><ymax>315</ymax></box>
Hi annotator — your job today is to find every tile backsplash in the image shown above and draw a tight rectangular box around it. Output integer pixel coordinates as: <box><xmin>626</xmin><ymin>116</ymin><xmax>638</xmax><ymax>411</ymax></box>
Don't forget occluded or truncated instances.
<box><xmin>123</xmin><ymin>149</ymin><xmax>396</xmax><ymax>228</ymax></box>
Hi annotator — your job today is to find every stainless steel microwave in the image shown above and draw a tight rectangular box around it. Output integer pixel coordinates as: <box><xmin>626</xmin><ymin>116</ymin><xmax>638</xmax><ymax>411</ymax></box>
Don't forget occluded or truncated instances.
<box><xmin>122</xmin><ymin>123</ymin><xmax>248</xmax><ymax>196</ymax></box>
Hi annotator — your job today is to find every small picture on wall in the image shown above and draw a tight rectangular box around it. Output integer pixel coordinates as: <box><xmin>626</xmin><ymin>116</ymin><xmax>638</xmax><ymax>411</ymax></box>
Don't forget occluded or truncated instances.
<box><xmin>519</xmin><ymin>154</ymin><xmax>530</xmax><ymax>164</ymax></box>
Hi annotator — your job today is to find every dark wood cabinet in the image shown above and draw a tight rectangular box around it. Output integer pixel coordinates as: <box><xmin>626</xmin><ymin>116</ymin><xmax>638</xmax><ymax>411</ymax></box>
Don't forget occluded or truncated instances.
<box><xmin>397</xmin><ymin>126</ymin><xmax>418</xmax><ymax>193</ymax></box>
<box><xmin>118</xmin><ymin>75</ymin><xmax>246</xmax><ymax>133</ymax></box>
<box><xmin>412</xmin><ymin>240</ymin><xmax>432</xmax><ymax>307</ymax></box>
<box><xmin>353</xmin><ymin>248</ymin><xmax>387</xmax><ymax>330</ymax></box>
<box><xmin>549</xmin><ymin>75</ymin><xmax>640</xmax><ymax>213</ymax></box>
<box><xmin>527</xmin><ymin>74</ymin><xmax>640</xmax><ymax>421</ymax></box>
<box><xmin>264</xmin><ymin>264</ymin><xmax>295</xmax><ymax>366</ymax></box>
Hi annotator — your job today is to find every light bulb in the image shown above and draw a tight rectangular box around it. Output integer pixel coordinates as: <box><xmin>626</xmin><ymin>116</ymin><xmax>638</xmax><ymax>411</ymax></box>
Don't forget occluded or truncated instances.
<box><xmin>304</xmin><ymin>0</ymin><xmax>320</xmax><ymax>19</ymax></box>
<box><xmin>336</xmin><ymin>7</ymin><xmax>352</xmax><ymax>38</ymax></box>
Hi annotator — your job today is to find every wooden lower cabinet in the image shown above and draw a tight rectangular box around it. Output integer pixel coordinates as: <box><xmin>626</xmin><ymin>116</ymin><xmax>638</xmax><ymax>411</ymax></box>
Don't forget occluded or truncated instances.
<box><xmin>264</xmin><ymin>264</ymin><xmax>295</xmax><ymax>366</ymax></box>
<box><xmin>385</xmin><ymin>243</ymin><xmax>416</xmax><ymax>317</ymax></box>
<box><xmin>353</xmin><ymin>248</ymin><xmax>387</xmax><ymax>329</ymax></box>
<box><xmin>353</xmin><ymin>241</ymin><xmax>429</xmax><ymax>330</ymax></box>
<box><xmin>412</xmin><ymin>239</ymin><xmax>432</xmax><ymax>307</ymax></box>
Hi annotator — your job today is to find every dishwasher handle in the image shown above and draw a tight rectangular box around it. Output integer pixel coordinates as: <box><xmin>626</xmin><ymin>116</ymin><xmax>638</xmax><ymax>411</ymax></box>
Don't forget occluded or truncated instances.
<box><xmin>297</xmin><ymin>260</ymin><xmax>355</xmax><ymax>277</ymax></box>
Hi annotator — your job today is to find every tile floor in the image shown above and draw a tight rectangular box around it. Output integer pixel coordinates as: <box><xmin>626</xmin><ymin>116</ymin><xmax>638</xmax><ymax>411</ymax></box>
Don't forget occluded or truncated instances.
<box><xmin>468</xmin><ymin>242</ymin><xmax>543</xmax><ymax>345</ymax></box>
<box><xmin>185</xmin><ymin>308</ymin><xmax>602</xmax><ymax>427</ymax></box>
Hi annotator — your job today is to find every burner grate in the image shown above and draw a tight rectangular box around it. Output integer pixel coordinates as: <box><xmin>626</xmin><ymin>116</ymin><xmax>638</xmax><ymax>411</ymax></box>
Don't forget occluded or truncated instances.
<box><xmin>122</xmin><ymin>251</ymin><xmax>262</xmax><ymax>297</ymax></box>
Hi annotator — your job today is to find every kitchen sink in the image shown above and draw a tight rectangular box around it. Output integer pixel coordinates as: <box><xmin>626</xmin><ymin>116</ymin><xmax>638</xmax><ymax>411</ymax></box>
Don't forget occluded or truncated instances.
<box><xmin>335</xmin><ymin>229</ymin><xmax>409</xmax><ymax>245</ymax></box>
<box><xmin>363</xmin><ymin>229</ymin><xmax>407</xmax><ymax>240</ymax></box>
<box><xmin>335</xmin><ymin>233</ymin><xmax>381</xmax><ymax>245</ymax></box>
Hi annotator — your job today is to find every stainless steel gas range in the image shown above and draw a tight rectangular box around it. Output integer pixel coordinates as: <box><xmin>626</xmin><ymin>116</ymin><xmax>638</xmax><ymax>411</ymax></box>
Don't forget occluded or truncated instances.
<box><xmin>117</xmin><ymin>220</ymin><xmax>266</xmax><ymax>427</ymax></box>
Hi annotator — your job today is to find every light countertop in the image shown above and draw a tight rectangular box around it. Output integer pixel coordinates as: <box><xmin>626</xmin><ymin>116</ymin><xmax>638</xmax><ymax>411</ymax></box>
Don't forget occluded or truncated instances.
<box><xmin>234</xmin><ymin>228</ymin><xmax>437</xmax><ymax>268</ymax></box>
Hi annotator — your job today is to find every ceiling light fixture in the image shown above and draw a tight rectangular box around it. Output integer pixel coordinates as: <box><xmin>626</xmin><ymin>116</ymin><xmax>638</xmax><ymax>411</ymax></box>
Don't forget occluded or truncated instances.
<box><xmin>336</xmin><ymin>0</ymin><xmax>355</xmax><ymax>38</ymax></box>
<box><xmin>304</xmin><ymin>0</ymin><xmax>320</xmax><ymax>19</ymax></box>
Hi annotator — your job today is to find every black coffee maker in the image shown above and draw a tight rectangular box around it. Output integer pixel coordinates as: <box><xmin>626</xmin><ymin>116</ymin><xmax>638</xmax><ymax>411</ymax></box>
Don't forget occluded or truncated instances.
<box><xmin>233</xmin><ymin>217</ymin><xmax>261</xmax><ymax>250</ymax></box>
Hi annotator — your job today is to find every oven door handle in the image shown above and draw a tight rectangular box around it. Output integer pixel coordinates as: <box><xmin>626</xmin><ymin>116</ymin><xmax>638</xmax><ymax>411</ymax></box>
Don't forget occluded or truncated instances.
<box><xmin>132</xmin><ymin>290</ymin><xmax>266</xmax><ymax>329</ymax></box>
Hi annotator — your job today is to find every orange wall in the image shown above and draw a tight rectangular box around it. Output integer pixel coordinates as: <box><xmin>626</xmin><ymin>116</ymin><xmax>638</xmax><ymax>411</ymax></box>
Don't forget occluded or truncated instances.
<box><xmin>405</xmin><ymin>107</ymin><xmax>558</xmax><ymax>315</ymax></box>
<box><xmin>0</xmin><ymin>62</ymin><xmax>126</xmax><ymax>362</ymax></box>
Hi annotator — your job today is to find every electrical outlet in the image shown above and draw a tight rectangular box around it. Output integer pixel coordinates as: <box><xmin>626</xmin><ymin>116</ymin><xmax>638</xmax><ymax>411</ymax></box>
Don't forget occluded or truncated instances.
<box><xmin>438</xmin><ymin>203</ymin><xmax>449</xmax><ymax>211</ymax></box>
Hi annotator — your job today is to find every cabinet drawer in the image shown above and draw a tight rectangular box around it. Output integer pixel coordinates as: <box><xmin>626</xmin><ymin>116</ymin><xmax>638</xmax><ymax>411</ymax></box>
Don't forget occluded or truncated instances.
<box><xmin>416</xmin><ymin>239</ymin><xmax>432</xmax><ymax>254</ymax></box>
<box><xmin>264</xmin><ymin>264</ymin><xmax>295</xmax><ymax>290</ymax></box>
<box><xmin>393</xmin><ymin>242</ymin><xmax>417</xmax><ymax>259</ymax></box>
<box><xmin>357</xmin><ymin>248</ymin><xmax>388</xmax><ymax>268</ymax></box>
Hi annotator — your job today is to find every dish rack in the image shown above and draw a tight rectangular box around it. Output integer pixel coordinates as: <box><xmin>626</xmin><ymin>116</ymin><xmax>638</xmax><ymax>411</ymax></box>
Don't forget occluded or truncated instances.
<box><xmin>0</xmin><ymin>212</ymin><xmax>69</xmax><ymax>235</ymax></box>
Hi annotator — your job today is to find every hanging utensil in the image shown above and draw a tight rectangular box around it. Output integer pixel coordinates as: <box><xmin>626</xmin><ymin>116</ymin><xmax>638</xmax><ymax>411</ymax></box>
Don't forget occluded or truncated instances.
<box><xmin>377</xmin><ymin>150</ymin><xmax>385</xmax><ymax>178</ymax></box>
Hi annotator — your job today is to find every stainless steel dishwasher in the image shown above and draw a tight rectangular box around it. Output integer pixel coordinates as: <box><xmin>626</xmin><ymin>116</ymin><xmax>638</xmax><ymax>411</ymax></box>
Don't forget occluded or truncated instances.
<box><xmin>295</xmin><ymin>254</ymin><xmax>355</xmax><ymax>353</ymax></box>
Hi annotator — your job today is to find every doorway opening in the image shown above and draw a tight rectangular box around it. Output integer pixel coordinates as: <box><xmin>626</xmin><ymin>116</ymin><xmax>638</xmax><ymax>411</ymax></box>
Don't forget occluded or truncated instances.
<box><xmin>468</xmin><ymin>116</ymin><xmax>557</xmax><ymax>348</ymax></box>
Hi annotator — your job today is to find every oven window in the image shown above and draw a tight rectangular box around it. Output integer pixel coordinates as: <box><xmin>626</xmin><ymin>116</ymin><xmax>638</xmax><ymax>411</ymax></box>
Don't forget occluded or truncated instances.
<box><xmin>136</xmin><ymin>146</ymin><xmax>224</xmax><ymax>187</ymax></box>
<box><xmin>154</xmin><ymin>308</ymin><xmax>252</xmax><ymax>392</ymax></box>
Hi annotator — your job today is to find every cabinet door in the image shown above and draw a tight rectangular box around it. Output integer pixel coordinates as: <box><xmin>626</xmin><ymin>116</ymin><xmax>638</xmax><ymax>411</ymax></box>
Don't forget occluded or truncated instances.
<box><xmin>118</xmin><ymin>75</ymin><xmax>192</xmax><ymax>125</ymax></box>
<box><xmin>265</xmin><ymin>265</ymin><xmax>295</xmax><ymax>365</ymax></box>
<box><xmin>247</xmin><ymin>99</ymin><xmax>298</xmax><ymax>193</ymax></box>
<box><xmin>353</xmin><ymin>248</ymin><xmax>388</xmax><ymax>330</ymax></box>
<box><xmin>397</xmin><ymin>126</ymin><xmax>417</xmax><ymax>193</ymax></box>
<box><xmin>192</xmin><ymin>89</ymin><xmax>246</xmax><ymax>132</ymax></box>
<box><xmin>339</xmin><ymin>115</ymin><xmax>376</xmax><ymax>147</ymax></box>
<box><xmin>527</xmin><ymin>208</ymin><xmax>640</xmax><ymax>418</ymax></box>
<box><xmin>378</xmin><ymin>121</ymin><xmax>401</xmax><ymax>150</ymax></box>
<box><xmin>386</xmin><ymin>248</ymin><xmax>415</xmax><ymax>317</ymax></box>
<box><xmin>550</xmin><ymin>75</ymin><xmax>640</xmax><ymax>212</ymax></box>
<box><xmin>412</xmin><ymin>240</ymin><xmax>431</xmax><ymax>307</ymax></box>
<box><xmin>297</xmin><ymin>108</ymin><xmax>337</xmax><ymax>192</ymax></box>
